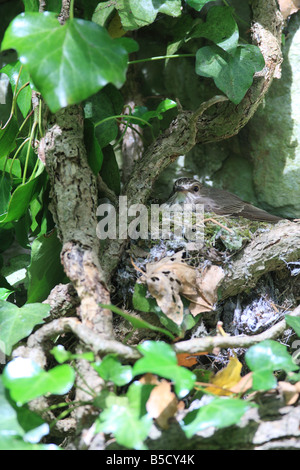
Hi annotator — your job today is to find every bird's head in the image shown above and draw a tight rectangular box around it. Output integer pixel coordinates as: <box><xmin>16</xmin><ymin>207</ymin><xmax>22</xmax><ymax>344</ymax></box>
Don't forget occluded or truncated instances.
<box><xmin>164</xmin><ymin>178</ymin><xmax>202</xmax><ymax>205</ymax></box>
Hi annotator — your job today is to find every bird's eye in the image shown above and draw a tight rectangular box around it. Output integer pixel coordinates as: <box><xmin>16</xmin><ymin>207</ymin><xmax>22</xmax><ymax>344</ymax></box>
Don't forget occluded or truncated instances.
<box><xmin>193</xmin><ymin>185</ymin><xmax>200</xmax><ymax>192</ymax></box>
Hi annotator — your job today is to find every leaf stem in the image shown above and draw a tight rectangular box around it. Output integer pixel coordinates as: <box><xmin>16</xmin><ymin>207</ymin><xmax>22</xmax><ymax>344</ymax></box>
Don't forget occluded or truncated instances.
<box><xmin>128</xmin><ymin>53</ymin><xmax>195</xmax><ymax>65</ymax></box>
<box><xmin>10</xmin><ymin>137</ymin><xmax>30</xmax><ymax>179</ymax></box>
<box><xmin>69</xmin><ymin>0</ymin><xmax>75</xmax><ymax>20</ymax></box>
<box><xmin>22</xmin><ymin>120</ymin><xmax>37</xmax><ymax>184</ymax></box>
<box><xmin>94</xmin><ymin>114</ymin><xmax>153</xmax><ymax>129</ymax></box>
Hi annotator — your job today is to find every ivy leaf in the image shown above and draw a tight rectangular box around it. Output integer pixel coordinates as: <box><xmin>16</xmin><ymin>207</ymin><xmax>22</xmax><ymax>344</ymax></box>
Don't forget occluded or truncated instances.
<box><xmin>117</xmin><ymin>0</ymin><xmax>182</xmax><ymax>30</ymax></box>
<box><xmin>245</xmin><ymin>339</ymin><xmax>298</xmax><ymax>390</ymax></box>
<box><xmin>0</xmin><ymin>116</ymin><xmax>18</xmax><ymax>160</ymax></box>
<box><xmin>2</xmin><ymin>358</ymin><xmax>75</xmax><ymax>404</ymax></box>
<box><xmin>285</xmin><ymin>315</ymin><xmax>300</xmax><ymax>337</ymax></box>
<box><xmin>0</xmin><ymin>436</ymin><xmax>59</xmax><ymax>450</ymax></box>
<box><xmin>1</xmin><ymin>12</ymin><xmax>134</xmax><ymax>112</ymax></box>
<box><xmin>50</xmin><ymin>345</ymin><xmax>94</xmax><ymax>363</ymax></box>
<box><xmin>192</xmin><ymin>6</ymin><xmax>239</xmax><ymax>52</ymax></box>
<box><xmin>133</xmin><ymin>341</ymin><xmax>196</xmax><ymax>398</ymax></box>
<box><xmin>1</xmin><ymin>61</ymin><xmax>32</xmax><ymax>118</ymax></box>
<box><xmin>0</xmin><ymin>164</ymin><xmax>45</xmax><ymax>226</ymax></box>
<box><xmin>96</xmin><ymin>382</ymin><xmax>153</xmax><ymax>450</ymax></box>
<box><xmin>27</xmin><ymin>230</ymin><xmax>67</xmax><ymax>303</ymax></box>
<box><xmin>105</xmin><ymin>294</ymin><xmax>175</xmax><ymax>340</ymax></box>
<box><xmin>0</xmin><ymin>301</ymin><xmax>50</xmax><ymax>355</ymax></box>
<box><xmin>0</xmin><ymin>174</ymin><xmax>12</xmax><ymax>216</ymax></box>
<box><xmin>182</xmin><ymin>397</ymin><xmax>252</xmax><ymax>438</ymax></box>
<box><xmin>0</xmin><ymin>377</ymin><xmax>49</xmax><ymax>444</ymax></box>
<box><xmin>84</xmin><ymin>119</ymin><xmax>103</xmax><ymax>175</ymax></box>
<box><xmin>186</xmin><ymin>0</ymin><xmax>217</xmax><ymax>11</ymax></box>
<box><xmin>195</xmin><ymin>44</ymin><xmax>265</xmax><ymax>104</ymax></box>
<box><xmin>99</xmin><ymin>145</ymin><xmax>120</xmax><ymax>195</ymax></box>
<box><xmin>133</xmin><ymin>99</ymin><xmax>177</xmax><ymax>124</ymax></box>
<box><xmin>92</xmin><ymin>354</ymin><xmax>133</xmax><ymax>386</ymax></box>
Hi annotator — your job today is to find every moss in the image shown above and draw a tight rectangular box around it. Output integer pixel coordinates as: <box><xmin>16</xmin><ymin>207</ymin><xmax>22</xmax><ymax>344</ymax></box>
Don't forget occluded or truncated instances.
<box><xmin>203</xmin><ymin>212</ymin><xmax>271</xmax><ymax>253</ymax></box>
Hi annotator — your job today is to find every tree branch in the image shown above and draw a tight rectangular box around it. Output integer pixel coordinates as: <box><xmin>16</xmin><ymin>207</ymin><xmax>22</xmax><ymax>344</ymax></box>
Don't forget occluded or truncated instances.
<box><xmin>100</xmin><ymin>0</ymin><xmax>284</xmax><ymax>282</ymax></box>
<box><xmin>220</xmin><ymin>221</ymin><xmax>300</xmax><ymax>299</ymax></box>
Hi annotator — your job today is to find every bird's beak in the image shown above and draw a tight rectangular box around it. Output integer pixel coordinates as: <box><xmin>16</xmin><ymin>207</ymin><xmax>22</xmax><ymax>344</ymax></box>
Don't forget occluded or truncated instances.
<box><xmin>171</xmin><ymin>190</ymin><xmax>188</xmax><ymax>203</ymax></box>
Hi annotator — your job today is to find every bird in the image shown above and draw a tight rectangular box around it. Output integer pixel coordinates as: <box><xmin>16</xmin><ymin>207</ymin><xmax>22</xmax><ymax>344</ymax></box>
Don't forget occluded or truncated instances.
<box><xmin>164</xmin><ymin>177</ymin><xmax>283</xmax><ymax>223</ymax></box>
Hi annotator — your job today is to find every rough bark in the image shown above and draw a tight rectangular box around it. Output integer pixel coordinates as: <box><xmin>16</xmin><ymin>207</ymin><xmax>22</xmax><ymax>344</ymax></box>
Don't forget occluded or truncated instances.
<box><xmin>220</xmin><ymin>220</ymin><xmax>300</xmax><ymax>299</ymax></box>
<box><xmin>18</xmin><ymin>0</ymin><xmax>296</xmax><ymax>450</ymax></box>
<box><xmin>101</xmin><ymin>0</ymin><xmax>284</xmax><ymax>282</ymax></box>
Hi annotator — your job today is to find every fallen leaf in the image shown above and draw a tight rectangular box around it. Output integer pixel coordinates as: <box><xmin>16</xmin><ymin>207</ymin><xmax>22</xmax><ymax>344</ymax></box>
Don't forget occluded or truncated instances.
<box><xmin>230</xmin><ymin>372</ymin><xmax>253</xmax><ymax>395</ymax></box>
<box><xmin>278</xmin><ymin>381</ymin><xmax>299</xmax><ymax>405</ymax></box>
<box><xmin>146</xmin><ymin>379</ymin><xmax>181</xmax><ymax>429</ymax></box>
<box><xmin>139</xmin><ymin>373</ymin><xmax>159</xmax><ymax>385</ymax></box>
<box><xmin>278</xmin><ymin>0</ymin><xmax>300</xmax><ymax>19</ymax></box>
<box><xmin>205</xmin><ymin>356</ymin><xmax>243</xmax><ymax>396</ymax></box>
<box><xmin>176</xmin><ymin>352</ymin><xmax>208</xmax><ymax>367</ymax></box>
<box><xmin>190</xmin><ymin>265</ymin><xmax>225</xmax><ymax>315</ymax></box>
<box><xmin>139</xmin><ymin>251</ymin><xmax>224</xmax><ymax>325</ymax></box>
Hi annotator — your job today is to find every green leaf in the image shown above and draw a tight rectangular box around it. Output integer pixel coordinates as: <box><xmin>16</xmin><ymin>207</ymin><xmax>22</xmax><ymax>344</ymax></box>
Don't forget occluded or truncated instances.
<box><xmin>1</xmin><ymin>61</ymin><xmax>32</xmax><ymax>118</ymax></box>
<box><xmin>133</xmin><ymin>341</ymin><xmax>196</xmax><ymax>398</ymax></box>
<box><xmin>84</xmin><ymin>119</ymin><xmax>103</xmax><ymax>175</ymax></box>
<box><xmin>0</xmin><ymin>174</ymin><xmax>12</xmax><ymax>216</ymax></box>
<box><xmin>0</xmin><ymin>300</ymin><xmax>50</xmax><ymax>355</ymax></box>
<box><xmin>26</xmin><ymin>230</ymin><xmax>66</xmax><ymax>303</ymax></box>
<box><xmin>192</xmin><ymin>6</ymin><xmax>239</xmax><ymax>52</ymax></box>
<box><xmin>195</xmin><ymin>44</ymin><xmax>265</xmax><ymax>104</ymax></box>
<box><xmin>2</xmin><ymin>358</ymin><xmax>75</xmax><ymax>404</ymax></box>
<box><xmin>182</xmin><ymin>397</ymin><xmax>252</xmax><ymax>438</ymax></box>
<box><xmin>1</xmin><ymin>13</ymin><xmax>134</xmax><ymax>112</ymax></box>
<box><xmin>22</xmin><ymin>0</ymin><xmax>39</xmax><ymax>11</ymax></box>
<box><xmin>92</xmin><ymin>1</ymin><xmax>115</xmax><ymax>27</ymax></box>
<box><xmin>44</xmin><ymin>0</ymin><xmax>62</xmax><ymax>13</ymax></box>
<box><xmin>100</xmin><ymin>145</ymin><xmax>120</xmax><ymax>195</ymax></box>
<box><xmin>0</xmin><ymin>116</ymin><xmax>18</xmax><ymax>159</ymax></box>
<box><xmin>0</xmin><ymin>377</ymin><xmax>50</xmax><ymax>444</ymax></box>
<box><xmin>0</xmin><ymin>165</ymin><xmax>44</xmax><ymax>226</ymax></box>
<box><xmin>186</xmin><ymin>0</ymin><xmax>216</xmax><ymax>11</ymax></box>
<box><xmin>285</xmin><ymin>315</ymin><xmax>300</xmax><ymax>337</ymax></box>
<box><xmin>50</xmin><ymin>344</ymin><xmax>94</xmax><ymax>363</ymax></box>
<box><xmin>100</xmin><ymin>302</ymin><xmax>175</xmax><ymax>341</ymax></box>
<box><xmin>96</xmin><ymin>381</ymin><xmax>153</xmax><ymax>450</ymax></box>
<box><xmin>97</xmin><ymin>402</ymin><xmax>151</xmax><ymax>450</ymax></box>
<box><xmin>245</xmin><ymin>339</ymin><xmax>298</xmax><ymax>390</ymax></box>
<box><xmin>0</xmin><ymin>377</ymin><xmax>24</xmax><ymax>438</ymax></box>
<box><xmin>0</xmin><ymin>158</ymin><xmax>21</xmax><ymax>178</ymax></box>
<box><xmin>133</xmin><ymin>99</ymin><xmax>177</xmax><ymax>124</ymax></box>
<box><xmin>0</xmin><ymin>287</ymin><xmax>14</xmax><ymax>300</ymax></box>
<box><xmin>0</xmin><ymin>436</ymin><xmax>59</xmax><ymax>450</ymax></box>
<box><xmin>92</xmin><ymin>354</ymin><xmax>133</xmax><ymax>386</ymax></box>
<box><xmin>117</xmin><ymin>0</ymin><xmax>182</xmax><ymax>30</ymax></box>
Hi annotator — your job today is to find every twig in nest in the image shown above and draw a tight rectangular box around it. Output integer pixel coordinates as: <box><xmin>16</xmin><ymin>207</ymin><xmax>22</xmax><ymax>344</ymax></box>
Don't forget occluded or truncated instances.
<box><xmin>203</xmin><ymin>217</ymin><xmax>234</xmax><ymax>233</ymax></box>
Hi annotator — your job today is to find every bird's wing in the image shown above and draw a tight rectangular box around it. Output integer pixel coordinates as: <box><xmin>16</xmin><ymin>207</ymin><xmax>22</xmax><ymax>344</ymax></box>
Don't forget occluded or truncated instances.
<box><xmin>202</xmin><ymin>187</ymin><xmax>282</xmax><ymax>222</ymax></box>
<box><xmin>201</xmin><ymin>187</ymin><xmax>247</xmax><ymax>213</ymax></box>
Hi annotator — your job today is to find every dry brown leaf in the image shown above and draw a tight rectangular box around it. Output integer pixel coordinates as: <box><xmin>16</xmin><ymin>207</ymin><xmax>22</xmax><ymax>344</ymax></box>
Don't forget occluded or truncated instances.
<box><xmin>139</xmin><ymin>251</ymin><xmax>224</xmax><ymax>324</ymax></box>
<box><xmin>139</xmin><ymin>373</ymin><xmax>159</xmax><ymax>385</ymax></box>
<box><xmin>190</xmin><ymin>264</ymin><xmax>225</xmax><ymax>315</ymax></box>
<box><xmin>205</xmin><ymin>356</ymin><xmax>243</xmax><ymax>396</ymax></box>
<box><xmin>278</xmin><ymin>381</ymin><xmax>299</xmax><ymax>405</ymax></box>
<box><xmin>176</xmin><ymin>352</ymin><xmax>208</xmax><ymax>367</ymax></box>
<box><xmin>278</xmin><ymin>0</ymin><xmax>300</xmax><ymax>19</ymax></box>
<box><xmin>230</xmin><ymin>372</ymin><xmax>253</xmax><ymax>395</ymax></box>
<box><xmin>146</xmin><ymin>380</ymin><xmax>181</xmax><ymax>429</ymax></box>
